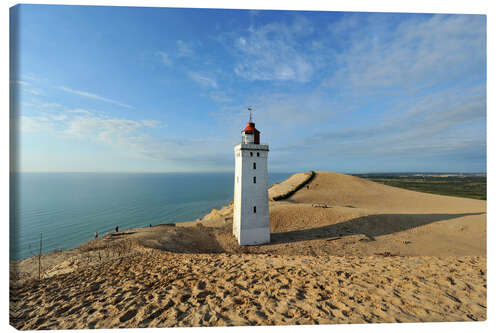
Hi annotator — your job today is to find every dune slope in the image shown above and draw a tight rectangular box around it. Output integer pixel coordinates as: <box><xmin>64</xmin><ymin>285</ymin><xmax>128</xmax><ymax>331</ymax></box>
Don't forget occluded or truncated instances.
<box><xmin>11</xmin><ymin>252</ymin><xmax>486</xmax><ymax>329</ymax></box>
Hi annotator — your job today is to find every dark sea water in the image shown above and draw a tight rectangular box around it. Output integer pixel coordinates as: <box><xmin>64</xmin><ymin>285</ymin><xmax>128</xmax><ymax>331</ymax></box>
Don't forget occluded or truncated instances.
<box><xmin>10</xmin><ymin>172</ymin><xmax>292</xmax><ymax>261</ymax></box>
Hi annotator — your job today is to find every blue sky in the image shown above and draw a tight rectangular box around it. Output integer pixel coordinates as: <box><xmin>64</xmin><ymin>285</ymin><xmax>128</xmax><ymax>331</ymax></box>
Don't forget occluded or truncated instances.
<box><xmin>10</xmin><ymin>5</ymin><xmax>486</xmax><ymax>173</ymax></box>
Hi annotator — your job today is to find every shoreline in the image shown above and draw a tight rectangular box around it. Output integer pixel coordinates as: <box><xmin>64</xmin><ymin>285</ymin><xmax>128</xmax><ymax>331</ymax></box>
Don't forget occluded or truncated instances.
<box><xmin>10</xmin><ymin>204</ymin><xmax>234</xmax><ymax>265</ymax></box>
<box><xmin>10</xmin><ymin>172</ymin><xmax>299</xmax><ymax>263</ymax></box>
<box><xmin>11</xmin><ymin>171</ymin><xmax>313</xmax><ymax>265</ymax></box>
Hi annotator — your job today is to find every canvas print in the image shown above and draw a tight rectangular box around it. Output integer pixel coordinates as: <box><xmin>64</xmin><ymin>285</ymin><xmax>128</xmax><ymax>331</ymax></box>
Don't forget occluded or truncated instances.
<box><xmin>9</xmin><ymin>4</ymin><xmax>486</xmax><ymax>330</ymax></box>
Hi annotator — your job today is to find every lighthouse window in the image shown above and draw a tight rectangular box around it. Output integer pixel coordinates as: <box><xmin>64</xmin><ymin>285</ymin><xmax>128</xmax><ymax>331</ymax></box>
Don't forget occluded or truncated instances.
<box><xmin>253</xmin><ymin>206</ymin><xmax>256</xmax><ymax>213</ymax></box>
<box><xmin>253</xmin><ymin>162</ymin><xmax>256</xmax><ymax>169</ymax></box>
<box><xmin>257</xmin><ymin>153</ymin><xmax>260</xmax><ymax>157</ymax></box>
<box><xmin>253</xmin><ymin>176</ymin><xmax>256</xmax><ymax>183</ymax></box>
<box><xmin>250</xmin><ymin>152</ymin><xmax>253</xmax><ymax>157</ymax></box>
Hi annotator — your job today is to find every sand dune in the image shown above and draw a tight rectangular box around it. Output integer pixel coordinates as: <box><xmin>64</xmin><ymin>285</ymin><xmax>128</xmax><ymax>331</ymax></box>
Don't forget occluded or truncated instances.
<box><xmin>204</xmin><ymin>171</ymin><xmax>485</xmax><ymax>257</ymax></box>
<box><xmin>268</xmin><ymin>171</ymin><xmax>313</xmax><ymax>200</ymax></box>
<box><xmin>10</xmin><ymin>171</ymin><xmax>487</xmax><ymax>329</ymax></box>
<box><xmin>290</xmin><ymin>172</ymin><xmax>486</xmax><ymax>213</ymax></box>
<box><xmin>11</xmin><ymin>252</ymin><xmax>486</xmax><ymax>329</ymax></box>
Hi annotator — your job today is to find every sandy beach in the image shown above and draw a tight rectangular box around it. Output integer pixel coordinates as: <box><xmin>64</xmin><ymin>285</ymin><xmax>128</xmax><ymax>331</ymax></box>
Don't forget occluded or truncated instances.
<box><xmin>10</xmin><ymin>171</ymin><xmax>487</xmax><ymax>329</ymax></box>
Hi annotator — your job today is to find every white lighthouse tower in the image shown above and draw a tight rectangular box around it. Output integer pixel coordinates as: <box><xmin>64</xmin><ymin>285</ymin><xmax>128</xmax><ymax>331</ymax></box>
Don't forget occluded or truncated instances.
<box><xmin>233</xmin><ymin>108</ymin><xmax>270</xmax><ymax>245</ymax></box>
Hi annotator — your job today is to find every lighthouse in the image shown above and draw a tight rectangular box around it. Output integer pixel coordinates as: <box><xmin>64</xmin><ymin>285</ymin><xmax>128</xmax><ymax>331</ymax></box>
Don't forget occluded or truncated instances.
<box><xmin>233</xmin><ymin>108</ymin><xmax>270</xmax><ymax>245</ymax></box>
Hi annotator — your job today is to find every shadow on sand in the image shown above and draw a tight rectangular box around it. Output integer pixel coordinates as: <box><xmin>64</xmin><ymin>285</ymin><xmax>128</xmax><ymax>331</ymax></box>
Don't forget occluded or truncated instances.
<box><xmin>271</xmin><ymin>212</ymin><xmax>485</xmax><ymax>244</ymax></box>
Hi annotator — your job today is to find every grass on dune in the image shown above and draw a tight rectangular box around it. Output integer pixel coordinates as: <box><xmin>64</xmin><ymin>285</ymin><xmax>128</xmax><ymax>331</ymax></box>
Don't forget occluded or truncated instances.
<box><xmin>355</xmin><ymin>174</ymin><xmax>486</xmax><ymax>200</ymax></box>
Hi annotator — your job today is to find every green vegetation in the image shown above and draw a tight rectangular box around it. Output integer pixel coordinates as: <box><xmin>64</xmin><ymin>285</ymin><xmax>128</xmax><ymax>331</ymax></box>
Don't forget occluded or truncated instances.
<box><xmin>354</xmin><ymin>173</ymin><xmax>486</xmax><ymax>200</ymax></box>
<box><xmin>272</xmin><ymin>171</ymin><xmax>316</xmax><ymax>201</ymax></box>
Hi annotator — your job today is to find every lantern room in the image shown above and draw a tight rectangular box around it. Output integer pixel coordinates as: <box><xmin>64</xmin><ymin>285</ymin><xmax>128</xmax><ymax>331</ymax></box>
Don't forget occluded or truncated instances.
<box><xmin>241</xmin><ymin>122</ymin><xmax>260</xmax><ymax>144</ymax></box>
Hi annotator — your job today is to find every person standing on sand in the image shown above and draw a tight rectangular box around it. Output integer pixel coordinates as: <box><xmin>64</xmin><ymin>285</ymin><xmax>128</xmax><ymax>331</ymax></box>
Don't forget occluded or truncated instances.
<box><xmin>115</xmin><ymin>226</ymin><xmax>119</xmax><ymax>233</ymax></box>
<box><xmin>95</xmin><ymin>231</ymin><xmax>98</xmax><ymax>239</ymax></box>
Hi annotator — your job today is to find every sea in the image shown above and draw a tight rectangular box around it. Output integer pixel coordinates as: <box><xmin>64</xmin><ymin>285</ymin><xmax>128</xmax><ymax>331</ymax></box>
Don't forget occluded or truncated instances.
<box><xmin>10</xmin><ymin>172</ymin><xmax>292</xmax><ymax>261</ymax></box>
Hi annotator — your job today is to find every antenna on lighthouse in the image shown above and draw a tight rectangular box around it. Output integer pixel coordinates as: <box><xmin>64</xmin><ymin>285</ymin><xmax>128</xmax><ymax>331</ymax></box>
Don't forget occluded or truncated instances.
<box><xmin>248</xmin><ymin>107</ymin><xmax>253</xmax><ymax>123</ymax></box>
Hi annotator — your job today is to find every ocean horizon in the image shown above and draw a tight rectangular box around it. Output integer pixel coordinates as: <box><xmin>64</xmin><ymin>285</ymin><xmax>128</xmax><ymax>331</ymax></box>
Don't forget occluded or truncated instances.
<box><xmin>10</xmin><ymin>172</ymin><xmax>293</xmax><ymax>261</ymax></box>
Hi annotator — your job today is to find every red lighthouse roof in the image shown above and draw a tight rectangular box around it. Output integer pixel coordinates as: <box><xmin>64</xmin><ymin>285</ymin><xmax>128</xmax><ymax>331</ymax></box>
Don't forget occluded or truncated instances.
<box><xmin>242</xmin><ymin>122</ymin><xmax>259</xmax><ymax>134</ymax></box>
<box><xmin>242</xmin><ymin>107</ymin><xmax>261</xmax><ymax>144</ymax></box>
<box><xmin>242</xmin><ymin>122</ymin><xmax>261</xmax><ymax>144</ymax></box>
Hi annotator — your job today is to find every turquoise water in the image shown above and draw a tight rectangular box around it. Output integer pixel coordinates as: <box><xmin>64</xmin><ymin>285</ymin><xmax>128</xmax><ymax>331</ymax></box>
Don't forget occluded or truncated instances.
<box><xmin>10</xmin><ymin>172</ymin><xmax>292</xmax><ymax>261</ymax></box>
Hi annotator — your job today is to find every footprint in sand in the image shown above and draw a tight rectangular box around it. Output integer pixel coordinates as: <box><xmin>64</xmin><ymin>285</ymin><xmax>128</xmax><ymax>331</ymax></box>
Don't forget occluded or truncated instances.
<box><xmin>196</xmin><ymin>280</ymin><xmax>206</xmax><ymax>290</ymax></box>
<box><xmin>180</xmin><ymin>294</ymin><xmax>191</xmax><ymax>303</ymax></box>
<box><xmin>119</xmin><ymin>309</ymin><xmax>138</xmax><ymax>323</ymax></box>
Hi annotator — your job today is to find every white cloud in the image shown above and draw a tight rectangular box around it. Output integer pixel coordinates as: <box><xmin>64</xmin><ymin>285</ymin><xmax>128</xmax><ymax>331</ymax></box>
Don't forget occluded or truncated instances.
<box><xmin>323</xmin><ymin>15</ymin><xmax>486</xmax><ymax>90</ymax></box>
<box><xmin>176</xmin><ymin>40</ymin><xmax>194</xmax><ymax>58</ymax></box>
<box><xmin>17</xmin><ymin>110</ymin><xmax>224</xmax><ymax>168</ymax></box>
<box><xmin>141</xmin><ymin>120</ymin><xmax>163</xmax><ymax>128</ymax></box>
<box><xmin>281</xmin><ymin>83</ymin><xmax>486</xmax><ymax>163</ymax></box>
<box><xmin>68</xmin><ymin>108</ymin><xmax>93</xmax><ymax>116</ymax></box>
<box><xmin>18</xmin><ymin>116</ymin><xmax>54</xmax><ymax>133</ymax></box>
<box><xmin>209</xmin><ymin>90</ymin><xmax>347</xmax><ymax>148</ymax></box>
<box><xmin>40</xmin><ymin>102</ymin><xmax>62</xmax><ymax>108</ymax></box>
<box><xmin>205</xmin><ymin>91</ymin><xmax>232</xmax><ymax>103</ymax></box>
<box><xmin>50</xmin><ymin>114</ymin><xmax>68</xmax><ymax>121</ymax></box>
<box><xmin>62</xmin><ymin>114</ymin><xmax>230</xmax><ymax>167</ymax></box>
<box><xmin>10</xmin><ymin>80</ymin><xmax>28</xmax><ymax>86</ymax></box>
<box><xmin>23</xmin><ymin>88</ymin><xmax>44</xmax><ymax>96</ymax></box>
<box><xmin>253</xmin><ymin>92</ymin><xmax>339</xmax><ymax>127</ymax></box>
<box><xmin>328</xmin><ymin>15</ymin><xmax>359</xmax><ymax>36</ymax></box>
<box><xmin>188</xmin><ymin>72</ymin><xmax>218</xmax><ymax>88</ymax></box>
<box><xmin>65</xmin><ymin>116</ymin><xmax>142</xmax><ymax>140</ymax></box>
<box><xmin>230</xmin><ymin>18</ymin><xmax>315</xmax><ymax>82</ymax></box>
<box><xmin>58</xmin><ymin>86</ymin><xmax>135</xmax><ymax>109</ymax></box>
<box><xmin>21</xmin><ymin>74</ymin><xmax>39</xmax><ymax>82</ymax></box>
<box><xmin>156</xmin><ymin>51</ymin><xmax>172</xmax><ymax>65</ymax></box>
